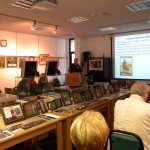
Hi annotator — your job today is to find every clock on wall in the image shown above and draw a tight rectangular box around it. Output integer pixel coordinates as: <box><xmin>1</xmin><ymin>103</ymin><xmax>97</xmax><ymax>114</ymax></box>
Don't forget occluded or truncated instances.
<box><xmin>0</xmin><ymin>40</ymin><xmax>7</xmax><ymax>47</ymax></box>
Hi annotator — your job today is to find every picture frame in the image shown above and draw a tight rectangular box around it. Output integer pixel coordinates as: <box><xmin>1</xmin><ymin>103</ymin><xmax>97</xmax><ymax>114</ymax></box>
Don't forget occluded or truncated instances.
<box><xmin>72</xmin><ymin>90</ymin><xmax>85</xmax><ymax>103</ymax></box>
<box><xmin>0</xmin><ymin>40</ymin><xmax>7</xmax><ymax>47</ymax></box>
<box><xmin>93</xmin><ymin>84</ymin><xmax>103</xmax><ymax>99</ymax></box>
<box><xmin>100</xmin><ymin>85</ymin><xmax>106</xmax><ymax>95</ymax></box>
<box><xmin>38</xmin><ymin>99</ymin><xmax>47</xmax><ymax>113</ymax></box>
<box><xmin>47</xmin><ymin>101</ymin><xmax>57</xmax><ymax>110</ymax></box>
<box><xmin>6</xmin><ymin>57</ymin><xmax>18</xmax><ymax>68</ymax></box>
<box><xmin>18</xmin><ymin>57</ymin><xmax>28</xmax><ymax>68</ymax></box>
<box><xmin>60</xmin><ymin>90</ymin><xmax>72</xmax><ymax>106</ymax></box>
<box><xmin>0</xmin><ymin>56</ymin><xmax>5</xmax><ymax>68</ymax></box>
<box><xmin>89</xmin><ymin>59</ymin><xmax>103</xmax><ymax>71</ymax></box>
<box><xmin>22</xmin><ymin>100</ymin><xmax>39</xmax><ymax>119</ymax></box>
<box><xmin>83</xmin><ymin>89</ymin><xmax>93</xmax><ymax>101</ymax></box>
<box><xmin>112</xmin><ymin>83</ymin><xmax>119</xmax><ymax>92</ymax></box>
<box><xmin>1</xmin><ymin>103</ymin><xmax>25</xmax><ymax>125</ymax></box>
<box><xmin>39</xmin><ymin>54</ymin><xmax>49</xmax><ymax>65</ymax></box>
<box><xmin>54</xmin><ymin>98</ymin><xmax>63</xmax><ymax>108</ymax></box>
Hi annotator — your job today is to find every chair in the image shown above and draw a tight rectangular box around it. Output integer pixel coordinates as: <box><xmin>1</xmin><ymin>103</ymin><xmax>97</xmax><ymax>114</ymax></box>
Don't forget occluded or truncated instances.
<box><xmin>109</xmin><ymin>130</ymin><xmax>144</xmax><ymax>150</ymax></box>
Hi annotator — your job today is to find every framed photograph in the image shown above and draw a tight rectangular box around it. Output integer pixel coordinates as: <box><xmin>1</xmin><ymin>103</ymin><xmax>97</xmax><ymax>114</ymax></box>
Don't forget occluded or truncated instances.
<box><xmin>0</xmin><ymin>56</ymin><xmax>5</xmax><ymax>68</ymax></box>
<box><xmin>1</xmin><ymin>103</ymin><xmax>25</xmax><ymax>125</ymax></box>
<box><xmin>38</xmin><ymin>99</ymin><xmax>47</xmax><ymax>113</ymax></box>
<box><xmin>72</xmin><ymin>90</ymin><xmax>85</xmax><ymax>103</ymax></box>
<box><xmin>100</xmin><ymin>85</ymin><xmax>106</xmax><ymax>95</ymax></box>
<box><xmin>6</xmin><ymin>57</ymin><xmax>18</xmax><ymax>68</ymax></box>
<box><xmin>0</xmin><ymin>40</ymin><xmax>7</xmax><ymax>47</ymax></box>
<box><xmin>93</xmin><ymin>84</ymin><xmax>103</xmax><ymax>99</ymax></box>
<box><xmin>47</xmin><ymin>101</ymin><xmax>57</xmax><ymax>110</ymax></box>
<box><xmin>39</xmin><ymin>54</ymin><xmax>49</xmax><ymax>65</ymax></box>
<box><xmin>60</xmin><ymin>90</ymin><xmax>72</xmax><ymax>106</ymax></box>
<box><xmin>89</xmin><ymin>59</ymin><xmax>103</xmax><ymax>71</ymax></box>
<box><xmin>22</xmin><ymin>100</ymin><xmax>39</xmax><ymax>119</ymax></box>
<box><xmin>18</xmin><ymin>57</ymin><xmax>28</xmax><ymax>68</ymax></box>
<box><xmin>83</xmin><ymin>89</ymin><xmax>93</xmax><ymax>101</ymax></box>
<box><xmin>112</xmin><ymin>83</ymin><xmax>119</xmax><ymax>92</ymax></box>
<box><xmin>54</xmin><ymin>98</ymin><xmax>63</xmax><ymax>108</ymax></box>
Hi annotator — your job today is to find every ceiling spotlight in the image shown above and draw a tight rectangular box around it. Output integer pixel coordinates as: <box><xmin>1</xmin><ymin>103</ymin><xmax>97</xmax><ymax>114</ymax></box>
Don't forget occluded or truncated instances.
<box><xmin>52</xmin><ymin>26</ymin><xmax>57</xmax><ymax>34</ymax></box>
<box><xmin>30</xmin><ymin>21</ymin><xmax>36</xmax><ymax>30</ymax></box>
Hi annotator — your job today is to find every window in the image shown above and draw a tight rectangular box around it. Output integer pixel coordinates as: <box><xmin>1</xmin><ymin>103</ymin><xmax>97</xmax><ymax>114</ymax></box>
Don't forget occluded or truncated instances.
<box><xmin>69</xmin><ymin>38</ymin><xmax>75</xmax><ymax>65</ymax></box>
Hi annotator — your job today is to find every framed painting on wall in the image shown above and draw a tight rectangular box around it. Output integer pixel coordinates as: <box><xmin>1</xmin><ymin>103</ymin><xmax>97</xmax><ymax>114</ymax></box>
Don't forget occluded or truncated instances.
<box><xmin>18</xmin><ymin>57</ymin><xmax>28</xmax><ymax>68</ymax></box>
<box><xmin>39</xmin><ymin>54</ymin><xmax>49</xmax><ymax>65</ymax></box>
<box><xmin>6</xmin><ymin>57</ymin><xmax>18</xmax><ymax>68</ymax></box>
<box><xmin>89</xmin><ymin>59</ymin><xmax>103</xmax><ymax>71</ymax></box>
<box><xmin>0</xmin><ymin>57</ymin><xmax>5</xmax><ymax>68</ymax></box>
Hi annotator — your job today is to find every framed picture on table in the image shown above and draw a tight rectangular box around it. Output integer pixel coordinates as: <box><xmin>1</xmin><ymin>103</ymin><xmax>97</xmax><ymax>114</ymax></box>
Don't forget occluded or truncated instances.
<box><xmin>1</xmin><ymin>103</ymin><xmax>25</xmax><ymax>125</ymax></box>
<box><xmin>39</xmin><ymin>54</ymin><xmax>49</xmax><ymax>65</ymax></box>
<box><xmin>54</xmin><ymin>98</ymin><xmax>63</xmax><ymax>108</ymax></box>
<box><xmin>72</xmin><ymin>90</ymin><xmax>85</xmax><ymax>103</ymax></box>
<box><xmin>83</xmin><ymin>89</ymin><xmax>93</xmax><ymax>101</ymax></box>
<box><xmin>60</xmin><ymin>90</ymin><xmax>72</xmax><ymax>106</ymax></box>
<box><xmin>93</xmin><ymin>84</ymin><xmax>103</xmax><ymax>99</ymax></box>
<box><xmin>47</xmin><ymin>101</ymin><xmax>57</xmax><ymax>110</ymax></box>
<box><xmin>38</xmin><ymin>99</ymin><xmax>47</xmax><ymax>113</ymax></box>
<box><xmin>22</xmin><ymin>100</ymin><xmax>39</xmax><ymax>119</ymax></box>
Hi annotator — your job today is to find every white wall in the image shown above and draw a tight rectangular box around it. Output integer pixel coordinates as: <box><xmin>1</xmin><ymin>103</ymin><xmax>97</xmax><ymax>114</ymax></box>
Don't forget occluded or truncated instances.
<box><xmin>83</xmin><ymin>36</ymin><xmax>111</xmax><ymax>58</ymax></box>
<box><xmin>0</xmin><ymin>30</ymin><xmax>67</xmax><ymax>92</ymax></box>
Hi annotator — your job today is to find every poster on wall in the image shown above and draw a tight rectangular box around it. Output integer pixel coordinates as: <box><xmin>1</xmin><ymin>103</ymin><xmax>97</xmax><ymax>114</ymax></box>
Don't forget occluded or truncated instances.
<box><xmin>0</xmin><ymin>57</ymin><xmax>5</xmax><ymax>68</ymax></box>
<box><xmin>6</xmin><ymin>57</ymin><xmax>18</xmax><ymax>68</ymax></box>
<box><xmin>89</xmin><ymin>59</ymin><xmax>103</xmax><ymax>71</ymax></box>
<box><xmin>39</xmin><ymin>54</ymin><xmax>49</xmax><ymax>65</ymax></box>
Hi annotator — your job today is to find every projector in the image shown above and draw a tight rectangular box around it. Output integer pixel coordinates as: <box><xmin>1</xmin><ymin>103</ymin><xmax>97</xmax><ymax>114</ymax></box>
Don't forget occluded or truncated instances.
<box><xmin>33</xmin><ymin>0</ymin><xmax>57</xmax><ymax>11</ymax></box>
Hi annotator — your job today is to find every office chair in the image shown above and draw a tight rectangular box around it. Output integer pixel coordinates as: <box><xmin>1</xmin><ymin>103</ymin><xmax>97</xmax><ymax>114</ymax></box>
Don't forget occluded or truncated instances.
<box><xmin>109</xmin><ymin>130</ymin><xmax>144</xmax><ymax>150</ymax></box>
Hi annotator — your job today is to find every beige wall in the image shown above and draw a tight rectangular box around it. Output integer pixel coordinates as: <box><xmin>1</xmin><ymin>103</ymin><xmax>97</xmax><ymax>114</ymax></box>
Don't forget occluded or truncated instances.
<box><xmin>0</xmin><ymin>30</ymin><xmax>67</xmax><ymax>92</ymax></box>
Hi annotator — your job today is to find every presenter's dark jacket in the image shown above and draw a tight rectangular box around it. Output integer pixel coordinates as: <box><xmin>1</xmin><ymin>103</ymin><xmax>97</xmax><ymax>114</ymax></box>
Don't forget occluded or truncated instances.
<box><xmin>69</xmin><ymin>64</ymin><xmax>82</xmax><ymax>73</ymax></box>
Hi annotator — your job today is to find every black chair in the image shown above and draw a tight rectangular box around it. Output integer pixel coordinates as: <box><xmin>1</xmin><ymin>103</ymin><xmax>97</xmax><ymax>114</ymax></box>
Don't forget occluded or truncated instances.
<box><xmin>109</xmin><ymin>130</ymin><xmax>144</xmax><ymax>150</ymax></box>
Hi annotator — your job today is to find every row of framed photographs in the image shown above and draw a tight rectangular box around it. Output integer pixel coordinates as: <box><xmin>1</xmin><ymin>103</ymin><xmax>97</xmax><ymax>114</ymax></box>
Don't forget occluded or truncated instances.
<box><xmin>0</xmin><ymin>54</ymin><xmax>50</xmax><ymax>68</ymax></box>
<box><xmin>58</xmin><ymin>83</ymin><xmax>120</xmax><ymax>106</ymax></box>
<box><xmin>0</xmin><ymin>100</ymin><xmax>47</xmax><ymax>125</ymax></box>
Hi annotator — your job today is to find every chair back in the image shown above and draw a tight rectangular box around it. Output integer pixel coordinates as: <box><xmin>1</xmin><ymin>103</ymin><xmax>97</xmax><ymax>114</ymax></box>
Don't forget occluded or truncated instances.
<box><xmin>109</xmin><ymin>130</ymin><xmax>144</xmax><ymax>150</ymax></box>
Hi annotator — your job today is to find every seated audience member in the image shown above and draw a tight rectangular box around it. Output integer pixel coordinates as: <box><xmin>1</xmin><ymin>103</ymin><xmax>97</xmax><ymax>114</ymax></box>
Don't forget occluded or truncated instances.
<box><xmin>68</xmin><ymin>58</ymin><xmax>82</xmax><ymax>73</ymax></box>
<box><xmin>38</xmin><ymin>73</ymin><xmax>48</xmax><ymax>86</ymax></box>
<box><xmin>70</xmin><ymin>110</ymin><xmax>109</xmax><ymax>150</ymax></box>
<box><xmin>114</xmin><ymin>81</ymin><xmax>150</xmax><ymax>150</ymax></box>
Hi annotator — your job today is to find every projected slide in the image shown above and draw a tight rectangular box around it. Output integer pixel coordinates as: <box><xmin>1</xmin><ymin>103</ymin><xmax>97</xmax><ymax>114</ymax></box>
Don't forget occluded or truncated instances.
<box><xmin>113</xmin><ymin>32</ymin><xmax>150</xmax><ymax>80</ymax></box>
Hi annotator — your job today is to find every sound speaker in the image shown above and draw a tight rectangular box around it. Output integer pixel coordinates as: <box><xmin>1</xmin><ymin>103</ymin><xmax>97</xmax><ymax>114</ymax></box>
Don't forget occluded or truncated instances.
<box><xmin>83</xmin><ymin>52</ymin><xmax>91</xmax><ymax>62</ymax></box>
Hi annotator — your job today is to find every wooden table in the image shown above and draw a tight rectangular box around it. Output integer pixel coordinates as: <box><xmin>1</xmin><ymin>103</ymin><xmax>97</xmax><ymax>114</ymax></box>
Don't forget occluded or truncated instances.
<box><xmin>58</xmin><ymin>89</ymin><xmax>130</xmax><ymax>150</ymax></box>
<box><xmin>0</xmin><ymin>115</ymin><xmax>64</xmax><ymax>150</ymax></box>
<box><xmin>0</xmin><ymin>89</ymin><xmax>130</xmax><ymax>150</ymax></box>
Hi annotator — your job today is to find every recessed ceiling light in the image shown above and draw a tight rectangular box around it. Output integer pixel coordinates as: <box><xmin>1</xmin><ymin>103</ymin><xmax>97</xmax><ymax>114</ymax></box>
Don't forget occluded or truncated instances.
<box><xmin>99</xmin><ymin>27</ymin><xmax>117</xmax><ymax>31</ymax></box>
<box><xmin>67</xmin><ymin>16</ymin><xmax>89</xmax><ymax>23</ymax></box>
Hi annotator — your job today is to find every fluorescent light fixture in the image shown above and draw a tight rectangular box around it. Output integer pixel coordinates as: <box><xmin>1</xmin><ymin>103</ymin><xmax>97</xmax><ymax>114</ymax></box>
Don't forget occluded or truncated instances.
<box><xmin>11</xmin><ymin>0</ymin><xmax>34</xmax><ymax>10</ymax></box>
<box><xmin>99</xmin><ymin>27</ymin><xmax>117</xmax><ymax>31</ymax></box>
<box><xmin>126</xmin><ymin>0</ymin><xmax>150</xmax><ymax>11</ymax></box>
<box><xmin>67</xmin><ymin>16</ymin><xmax>89</xmax><ymax>23</ymax></box>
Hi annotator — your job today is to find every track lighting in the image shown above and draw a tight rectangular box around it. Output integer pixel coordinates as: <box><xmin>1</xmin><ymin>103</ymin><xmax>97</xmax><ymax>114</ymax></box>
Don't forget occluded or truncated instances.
<box><xmin>30</xmin><ymin>21</ymin><xmax>36</xmax><ymax>30</ymax></box>
<box><xmin>52</xmin><ymin>26</ymin><xmax>57</xmax><ymax>34</ymax></box>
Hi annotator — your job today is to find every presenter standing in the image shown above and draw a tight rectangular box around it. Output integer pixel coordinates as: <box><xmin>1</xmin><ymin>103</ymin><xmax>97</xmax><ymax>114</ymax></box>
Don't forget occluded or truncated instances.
<box><xmin>68</xmin><ymin>58</ymin><xmax>82</xmax><ymax>73</ymax></box>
